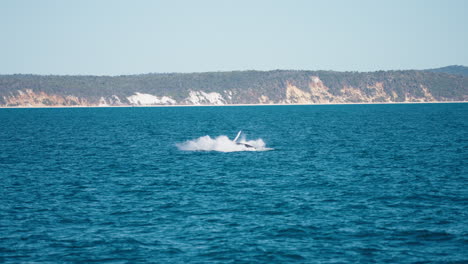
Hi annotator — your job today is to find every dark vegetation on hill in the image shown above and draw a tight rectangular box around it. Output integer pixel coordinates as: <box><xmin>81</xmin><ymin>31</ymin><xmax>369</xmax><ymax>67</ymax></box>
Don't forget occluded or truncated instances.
<box><xmin>425</xmin><ymin>65</ymin><xmax>468</xmax><ymax>77</ymax></box>
<box><xmin>0</xmin><ymin>66</ymin><xmax>466</xmax><ymax>106</ymax></box>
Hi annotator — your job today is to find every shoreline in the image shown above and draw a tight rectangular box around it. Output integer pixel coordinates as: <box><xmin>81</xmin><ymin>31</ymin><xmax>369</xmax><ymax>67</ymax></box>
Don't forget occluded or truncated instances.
<box><xmin>0</xmin><ymin>101</ymin><xmax>466</xmax><ymax>109</ymax></box>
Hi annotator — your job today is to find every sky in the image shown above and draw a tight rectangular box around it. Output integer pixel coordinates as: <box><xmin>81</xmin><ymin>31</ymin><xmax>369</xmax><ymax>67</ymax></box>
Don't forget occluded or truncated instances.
<box><xmin>1</xmin><ymin>0</ymin><xmax>467</xmax><ymax>75</ymax></box>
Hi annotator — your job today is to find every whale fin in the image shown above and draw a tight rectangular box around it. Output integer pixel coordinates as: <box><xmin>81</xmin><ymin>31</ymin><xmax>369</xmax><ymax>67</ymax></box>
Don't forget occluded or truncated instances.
<box><xmin>233</xmin><ymin>130</ymin><xmax>242</xmax><ymax>142</ymax></box>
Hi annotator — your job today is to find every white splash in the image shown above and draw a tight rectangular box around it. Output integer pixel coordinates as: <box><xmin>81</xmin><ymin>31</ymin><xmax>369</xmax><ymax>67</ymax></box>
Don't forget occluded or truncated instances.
<box><xmin>176</xmin><ymin>134</ymin><xmax>272</xmax><ymax>152</ymax></box>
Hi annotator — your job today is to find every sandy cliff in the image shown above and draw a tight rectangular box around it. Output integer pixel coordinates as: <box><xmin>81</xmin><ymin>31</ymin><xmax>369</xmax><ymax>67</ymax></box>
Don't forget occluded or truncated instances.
<box><xmin>1</xmin><ymin>70</ymin><xmax>466</xmax><ymax>107</ymax></box>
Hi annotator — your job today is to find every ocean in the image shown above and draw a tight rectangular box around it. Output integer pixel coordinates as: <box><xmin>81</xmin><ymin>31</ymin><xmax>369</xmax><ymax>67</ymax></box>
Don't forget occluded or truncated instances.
<box><xmin>0</xmin><ymin>104</ymin><xmax>467</xmax><ymax>263</ymax></box>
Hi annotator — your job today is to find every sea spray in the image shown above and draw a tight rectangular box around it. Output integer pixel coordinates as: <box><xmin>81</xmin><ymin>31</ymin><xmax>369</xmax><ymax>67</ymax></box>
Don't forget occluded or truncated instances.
<box><xmin>176</xmin><ymin>134</ymin><xmax>272</xmax><ymax>152</ymax></box>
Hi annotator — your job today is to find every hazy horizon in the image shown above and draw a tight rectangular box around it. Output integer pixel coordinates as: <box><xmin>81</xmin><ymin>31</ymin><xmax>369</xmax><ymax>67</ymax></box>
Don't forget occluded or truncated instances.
<box><xmin>1</xmin><ymin>0</ymin><xmax>467</xmax><ymax>75</ymax></box>
<box><xmin>1</xmin><ymin>65</ymin><xmax>467</xmax><ymax>77</ymax></box>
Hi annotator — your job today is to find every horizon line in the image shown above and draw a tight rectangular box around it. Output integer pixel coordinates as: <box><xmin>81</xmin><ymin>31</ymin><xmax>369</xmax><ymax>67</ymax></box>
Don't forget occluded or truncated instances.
<box><xmin>0</xmin><ymin>65</ymin><xmax>466</xmax><ymax>77</ymax></box>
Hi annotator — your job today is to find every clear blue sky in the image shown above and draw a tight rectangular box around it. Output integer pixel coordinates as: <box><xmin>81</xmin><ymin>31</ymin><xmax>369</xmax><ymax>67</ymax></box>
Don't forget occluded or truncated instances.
<box><xmin>1</xmin><ymin>0</ymin><xmax>467</xmax><ymax>75</ymax></box>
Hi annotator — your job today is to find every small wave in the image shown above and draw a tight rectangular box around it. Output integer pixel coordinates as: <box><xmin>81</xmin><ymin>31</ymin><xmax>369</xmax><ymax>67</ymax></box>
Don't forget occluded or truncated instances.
<box><xmin>176</xmin><ymin>134</ymin><xmax>273</xmax><ymax>152</ymax></box>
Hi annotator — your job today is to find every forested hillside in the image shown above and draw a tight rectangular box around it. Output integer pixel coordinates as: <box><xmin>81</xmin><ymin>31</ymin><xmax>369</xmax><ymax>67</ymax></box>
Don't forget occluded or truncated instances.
<box><xmin>425</xmin><ymin>65</ymin><xmax>468</xmax><ymax>76</ymax></box>
<box><xmin>0</xmin><ymin>68</ymin><xmax>466</xmax><ymax>107</ymax></box>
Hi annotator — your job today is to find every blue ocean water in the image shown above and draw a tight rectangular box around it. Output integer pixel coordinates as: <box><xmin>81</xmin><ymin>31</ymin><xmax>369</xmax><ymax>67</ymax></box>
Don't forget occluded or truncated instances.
<box><xmin>0</xmin><ymin>104</ymin><xmax>467</xmax><ymax>263</ymax></box>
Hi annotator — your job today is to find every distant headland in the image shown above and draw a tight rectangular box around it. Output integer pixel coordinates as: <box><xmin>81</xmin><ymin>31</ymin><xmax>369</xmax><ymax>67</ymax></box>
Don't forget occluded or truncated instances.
<box><xmin>1</xmin><ymin>66</ymin><xmax>467</xmax><ymax>107</ymax></box>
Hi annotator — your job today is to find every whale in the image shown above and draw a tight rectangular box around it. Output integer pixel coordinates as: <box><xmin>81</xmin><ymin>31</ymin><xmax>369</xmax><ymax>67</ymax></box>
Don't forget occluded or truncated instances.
<box><xmin>233</xmin><ymin>131</ymin><xmax>255</xmax><ymax>149</ymax></box>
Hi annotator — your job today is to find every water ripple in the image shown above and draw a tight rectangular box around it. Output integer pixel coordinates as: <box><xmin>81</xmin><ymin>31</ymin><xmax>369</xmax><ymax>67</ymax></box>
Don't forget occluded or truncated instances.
<box><xmin>0</xmin><ymin>104</ymin><xmax>467</xmax><ymax>263</ymax></box>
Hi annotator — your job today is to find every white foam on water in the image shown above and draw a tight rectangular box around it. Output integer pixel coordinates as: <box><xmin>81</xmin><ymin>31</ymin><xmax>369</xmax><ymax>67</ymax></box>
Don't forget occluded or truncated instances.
<box><xmin>176</xmin><ymin>134</ymin><xmax>273</xmax><ymax>152</ymax></box>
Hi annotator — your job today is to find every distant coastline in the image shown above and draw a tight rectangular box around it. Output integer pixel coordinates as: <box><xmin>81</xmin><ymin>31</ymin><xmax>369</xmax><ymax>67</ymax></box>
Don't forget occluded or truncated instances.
<box><xmin>1</xmin><ymin>101</ymin><xmax>466</xmax><ymax>109</ymax></box>
<box><xmin>1</xmin><ymin>66</ymin><xmax>466</xmax><ymax>107</ymax></box>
